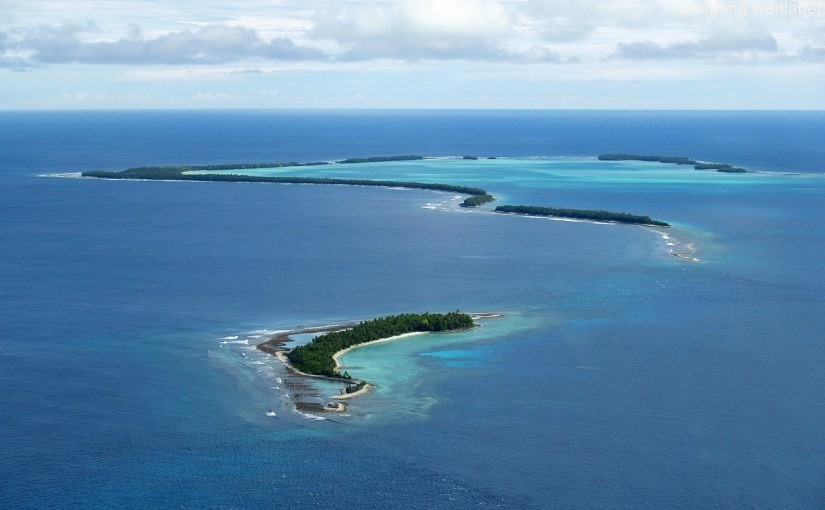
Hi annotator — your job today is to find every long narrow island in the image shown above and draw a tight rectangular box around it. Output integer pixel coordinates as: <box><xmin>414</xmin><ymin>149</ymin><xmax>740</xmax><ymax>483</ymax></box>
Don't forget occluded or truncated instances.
<box><xmin>81</xmin><ymin>156</ymin><xmax>494</xmax><ymax>208</ymax></box>
<box><xmin>258</xmin><ymin>312</ymin><xmax>476</xmax><ymax>411</ymax></box>
<box><xmin>81</xmin><ymin>155</ymin><xmax>670</xmax><ymax>226</ymax></box>
<box><xmin>598</xmin><ymin>154</ymin><xmax>748</xmax><ymax>173</ymax></box>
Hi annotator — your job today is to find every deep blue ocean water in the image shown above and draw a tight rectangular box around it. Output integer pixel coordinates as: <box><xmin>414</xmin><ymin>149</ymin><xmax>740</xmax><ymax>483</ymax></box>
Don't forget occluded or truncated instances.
<box><xmin>1</xmin><ymin>110</ymin><xmax>824</xmax><ymax>508</ymax></box>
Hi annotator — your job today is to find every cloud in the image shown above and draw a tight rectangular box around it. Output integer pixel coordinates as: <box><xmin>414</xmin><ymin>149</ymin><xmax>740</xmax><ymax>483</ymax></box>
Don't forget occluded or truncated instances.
<box><xmin>796</xmin><ymin>45</ymin><xmax>825</xmax><ymax>61</ymax></box>
<box><xmin>17</xmin><ymin>23</ymin><xmax>326</xmax><ymax>65</ymax></box>
<box><xmin>0</xmin><ymin>30</ymin><xmax>33</xmax><ymax>68</ymax></box>
<box><xmin>312</xmin><ymin>0</ymin><xmax>529</xmax><ymax>61</ymax></box>
<box><xmin>520</xmin><ymin>0</ymin><xmax>694</xmax><ymax>42</ymax></box>
<box><xmin>615</xmin><ymin>22</ymin><xmax>779</xmax><ymax>60</ymax></box>
<box><xmin>314</xmin><ymin>0</ymin><xmax>513</xmax><ymax>41</ymax></box>
<box><xmin>0</xmin><ymin>31</ymin><xmax>21</xmax><ymax>67</ymax></box>
<box><xmin>191</xmin><ymin>92</ymin><xmax>234</xmax><ymax>101</ymax></box>
<box><xmin>1</xmin><ymin>0</ymin><xmax>821</xmax><ymax>68</ymax></box>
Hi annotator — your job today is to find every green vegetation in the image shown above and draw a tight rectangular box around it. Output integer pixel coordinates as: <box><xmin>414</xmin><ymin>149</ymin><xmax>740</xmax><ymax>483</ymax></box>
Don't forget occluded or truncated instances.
<box><xmin>345</xmin><ymin>380</ymin><xmax>368</xmax><ymax>394</ymax></box>
<box><xmin>494</xmin><ymin>204</ymin><xmax>670</xmax><ymax>227</ymax></box>
<box><xmin>463</xmin><ymin>155</ymin><xmax>479</xmax><ymax>160</ymax></box>
<box><xmin>460</xmin><ymin>194</ymin><xmax>495</xmax><ymax>208</ymax></box>
<box><xmin>693</xmin><ymin>163</ymin><xmax>748</xmax><ymax>173</ymax></box>
<box><xmin>338</xmin><ymin>155</ymin><xmax>424</xmax><ymax>164</ymax></box>
<box><xmin>84</xmin><ymin>162</ymin><xmax>329</xmax><ymax>180</ymax></box>
<box><xmin>82</xmin><ymin>155</ymin><xmax>424</xmax><ymax>178</ymax></box>
<box><xmin>598</xmin><ymin>154</ymin><xmax>697</xmax><ymax>165</ymax></box>
<box><xmin>286</xmin><ymin>312</ymin><xmax>474</xmax><ymax>377</ymax></box>
<box><xmin>598</xmin><ymin>154</ymin><xmax>748</xmax><ymax>173</ymax></box>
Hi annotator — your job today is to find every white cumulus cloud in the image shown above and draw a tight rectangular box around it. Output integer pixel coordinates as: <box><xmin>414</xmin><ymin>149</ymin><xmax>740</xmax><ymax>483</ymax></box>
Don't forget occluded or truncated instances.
<box><xmin>10</xmin><ymin>23</ymin><xmax>325</xmax><ymax>65</ymax></box>
<box><xmin>615</xmin><ymin>17</ymin><xmax>780</xmax><ymax>60</ymax></box>
<box><xmin>311</xmin><ymin>0</ymin><xmax>524</xmax><ymax>60</ymax></box>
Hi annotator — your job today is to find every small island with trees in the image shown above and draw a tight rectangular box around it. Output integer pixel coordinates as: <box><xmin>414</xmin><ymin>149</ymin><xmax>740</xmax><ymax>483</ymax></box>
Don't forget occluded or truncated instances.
<box><xmin>285</xmin><ymin>312</ymin><xmax>474</xmax><ymax>377</ymax></box>
<box><xmin>598</xmin><ymin>154</ymin><xmax>748</xmax><ymax>173</ymax></box>
<box><xmin>494</xmin><ymin>205</ymin><xmax>670</xmax><ymax>227</ymax></box>
<box><xmin>460</xmin><ymin>194</ymin><xmax>496</xmax><ymax>207</ymax></box>
<box><xmin>257</xmin><ymin>312</ymin><xmax>477</xmax><ymax>411</ymax></box>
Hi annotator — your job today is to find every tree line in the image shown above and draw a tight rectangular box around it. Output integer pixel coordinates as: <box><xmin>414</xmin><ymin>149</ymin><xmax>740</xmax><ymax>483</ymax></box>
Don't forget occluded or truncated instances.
<box><xmin>494</xmin><ymin>204</ymin><xmax>670</xmax><ymax>227</ymax></box>
<box><xmin>338</xmin><ymin>155</ymin><xmax>424</xmax><ymax>164</ymax></box>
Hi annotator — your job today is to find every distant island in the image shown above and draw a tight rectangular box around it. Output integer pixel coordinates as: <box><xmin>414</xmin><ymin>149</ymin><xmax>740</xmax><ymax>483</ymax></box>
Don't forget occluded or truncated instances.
<box><xmin>495</xmin><ymin>204</ymin><xmax>670</xmax><ymax>227</ymax></box>
<box><xmin>598</xmin><ymin>154</ymin><xmax>748</xmax><ymax>173</ymax></box>
<box><xmin>81</xmin><ymin>154</ymin><xmax>670</xmax><ymax>226</ymax></box>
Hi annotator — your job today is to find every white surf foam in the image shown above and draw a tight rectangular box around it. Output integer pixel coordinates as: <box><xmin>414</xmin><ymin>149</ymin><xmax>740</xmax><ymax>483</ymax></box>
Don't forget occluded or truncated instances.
<box><xmin>250</xmin><ymin>329</ymin><xmax>289</xmax><ymax>336</ymax></box>
<box><xmin>220</xmin><ymin>340</ymin><xmax>249</xmax><ymax>346</ymax></box>
<box><xmin>41</xmin><ymin>172</ymin><xmax>83</xmax><ymax>178</ymax></box>
<box><xmin>294</xmin><ymin>410</ymin><xmax>326</xmax><ymax>421</ymax></box>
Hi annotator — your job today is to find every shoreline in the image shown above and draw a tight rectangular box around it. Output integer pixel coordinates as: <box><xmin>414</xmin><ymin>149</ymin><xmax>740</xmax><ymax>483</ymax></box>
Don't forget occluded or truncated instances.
<box><xmin>257</xmin><ymin>328</ymin><xmax>429</xmax><ymax>412</ymax></box>
<box><xmin>331</xmin><ymin>331</ymin><xmax>427</xmax><ymax>370</ymax></box>
<box><xmin>327</xmin><ymin>331</ymin><xmax>429</xmax><ymax>403</ymax></box>
<box><xmin>495</xmin><ymin>210</ymin><xmax>671</xmax><ymax>228</ymax></box>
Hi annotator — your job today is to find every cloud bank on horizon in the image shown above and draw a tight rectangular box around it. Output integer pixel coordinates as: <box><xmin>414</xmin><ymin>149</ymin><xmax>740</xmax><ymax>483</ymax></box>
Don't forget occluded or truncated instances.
<box><xmin>2</xmin><ymin>0</ymin><xmax>823</xmax><ymax>109</ymax></box>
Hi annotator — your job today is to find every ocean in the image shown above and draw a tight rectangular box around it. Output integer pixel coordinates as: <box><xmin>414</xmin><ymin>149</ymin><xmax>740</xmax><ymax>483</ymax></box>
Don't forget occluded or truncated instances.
<box><xmin>1</xmin><ymin>110</ymin><xmax>823</xmax><ymax>508</ymax></box>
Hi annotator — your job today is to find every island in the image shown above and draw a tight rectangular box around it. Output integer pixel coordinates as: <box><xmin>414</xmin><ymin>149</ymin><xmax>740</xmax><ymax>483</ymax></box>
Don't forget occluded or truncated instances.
<box><xmin>285</xmin><ymin>312</ymin><xmax>474</xmax><ymax>378</ymax></box>
<box><xmin>81</xmin><ymin>154</ymin><xmax>675</xmax><ymax>223</ymax></box>
<box><xmin>598</xmin><ymin>154</ymin><xmax>748</xmax><ymax>173</ymax></box>
<box><xmin>460</xmin><ymin>194</ymin><xmax>496</xmax><ymax>207</ymax></box>
<box><xmin>494</xmin><ymin>204</ymin><xmax>670</xmax><ymax>227</ymax></box>
<box><xmin>257</xmin><ymin>312</ymin><xmax>477</xmax><ymax>411</ymax></box>
<box><xmin>338</xmin><ymin>155</ymin><xmax>425</xmax><ymax>164</ymax></box>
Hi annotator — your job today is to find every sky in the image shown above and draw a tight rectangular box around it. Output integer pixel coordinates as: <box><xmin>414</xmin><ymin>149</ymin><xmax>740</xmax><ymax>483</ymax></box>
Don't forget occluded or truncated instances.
<box><xmin>1</xmin><ymin>0</ymin><xmax>824</xmax><ymax>109</ymax></box>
